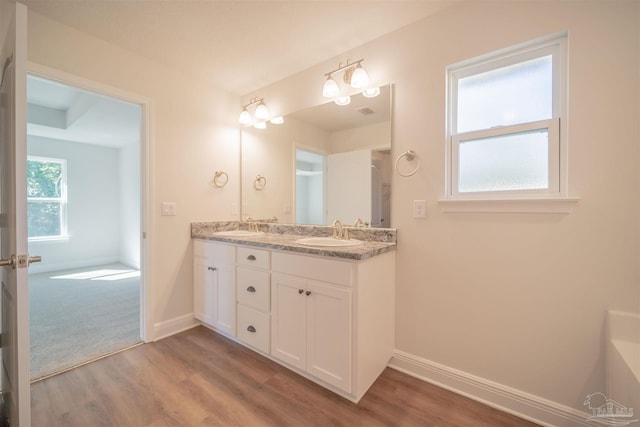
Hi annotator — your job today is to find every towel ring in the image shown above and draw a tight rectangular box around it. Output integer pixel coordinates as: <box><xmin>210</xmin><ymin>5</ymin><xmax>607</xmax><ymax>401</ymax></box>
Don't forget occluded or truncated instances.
<box><xmin>211</xmin><ymin>170</ymin><xmax>229</xmax><ymax>188</ymax></box>
<box><xmin>394</xmin><ymin>150</ymin><xmax>420</xmax><ymax>177</ymax></box>
<box><xmin>254</xmin><ymin>174</ymin><xmax>267</xmax><ymax>190</ymax></box>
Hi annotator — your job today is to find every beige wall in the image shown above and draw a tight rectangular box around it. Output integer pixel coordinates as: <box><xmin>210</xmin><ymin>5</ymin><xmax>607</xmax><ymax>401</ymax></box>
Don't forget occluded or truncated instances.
<box><xmin>250</xmin><ymin>0</ymin><xmax>640</xmax><ymax>415</ymax></box>
<box><xmin>27</xmin><ymin>11</ymin><xmax>240</xmax><ymax>329</ymax></box>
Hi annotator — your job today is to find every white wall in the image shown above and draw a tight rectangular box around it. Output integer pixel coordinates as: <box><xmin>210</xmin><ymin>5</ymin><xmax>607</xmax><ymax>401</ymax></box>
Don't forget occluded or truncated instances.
<box><xmin>247</xmin><ymin>0</ymin><xmax>640</xmax><ymax>423</ymax></box>
<box><xmin>27</xmin><ymin>10</ymin><xmax>240</xmax><ymax>331</ymax></box>
<box><xmin>27</xmin><ymin>135</ymin><xmax>120</xmax><ymax>273</ymax></box>
<box><xmin>119</xmin><ymin>141</ymin><xmax>140</xmax><ymax>268</ymax></box>
<box><xmin>329</xmin><ymin>120</ymin><xmax>391</xmax><ymax>154</ymax></box>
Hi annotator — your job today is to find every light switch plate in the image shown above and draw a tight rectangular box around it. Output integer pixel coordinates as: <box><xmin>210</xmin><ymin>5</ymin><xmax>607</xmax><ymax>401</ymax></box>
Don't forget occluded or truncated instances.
<box><xmin>161</xmin><ymin>202</ymin><xmax>176</xmax><ymax>216</ymax></box>
<box><xmin>413</xmin><ymin>200</ymin><xmax>426</xmax><ymax>218</ymax></box>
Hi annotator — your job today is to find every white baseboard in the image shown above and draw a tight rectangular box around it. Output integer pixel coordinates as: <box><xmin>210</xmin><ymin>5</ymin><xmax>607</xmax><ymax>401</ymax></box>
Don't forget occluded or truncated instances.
<box><xmin>389</xmin><ymin>350</ymin><xmax>593</xmax><ymax>427</ymax></box>
<box><xmin>153</xmin><ymin>313</ymin><xmax>200</xmax><ymax>341</ymax></box>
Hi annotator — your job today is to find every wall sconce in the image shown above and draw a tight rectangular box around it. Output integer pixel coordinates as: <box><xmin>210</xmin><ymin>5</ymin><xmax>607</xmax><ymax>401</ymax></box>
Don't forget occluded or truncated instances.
<box><xmin>322</xmin><ymin>58</ymin><xmax>379</xmax><ymax>104</ymax></box>
<box><xmin>238</xmin><ymin>97</ymin><xmax>284</xmax><ymax>128</ymax></box>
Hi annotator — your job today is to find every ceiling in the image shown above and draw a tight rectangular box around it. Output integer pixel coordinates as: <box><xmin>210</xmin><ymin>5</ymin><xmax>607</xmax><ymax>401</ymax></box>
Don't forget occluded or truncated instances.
<box><xmin>27</xmin><ymin>75</ymin><xmax>141</xmax><ymax>147</ymax></box>
<box><xmin>22</xmin><ymin>0</ymin><xmax>458</xmax><ymax>96</ymax></box>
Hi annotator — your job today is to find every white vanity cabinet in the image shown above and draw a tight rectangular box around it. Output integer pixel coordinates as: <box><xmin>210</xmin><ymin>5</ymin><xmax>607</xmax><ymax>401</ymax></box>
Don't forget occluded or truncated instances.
<box><xmin>192</xmin><ymin>237</ymin><xmax>395</xmax><ymax>403</ymax></box>
<box><xmin>193</xmin><ymin>240</ymin><xmax>236</xmax><ymax>336</ymax></box>
<box><xmin>270</xmin><ymin>250</ymin><xmax>394</xmax><ymax>402</ymax></box>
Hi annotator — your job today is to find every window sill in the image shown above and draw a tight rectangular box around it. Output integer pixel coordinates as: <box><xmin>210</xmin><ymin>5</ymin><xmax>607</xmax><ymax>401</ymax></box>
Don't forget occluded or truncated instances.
<box><xmin>437</xmin><ymin>197</ymin><xmax>579</xmax><ymax>213</ymax></box>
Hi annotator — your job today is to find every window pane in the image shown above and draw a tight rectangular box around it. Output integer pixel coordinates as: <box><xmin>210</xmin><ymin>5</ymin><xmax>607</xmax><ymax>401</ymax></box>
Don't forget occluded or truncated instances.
<box><xmin>27</xmin><ymin>160</ymin><xmax>62</xmax><ymax>198</ymax></box>
<box><xmin>458</xmin><ymin>129</ymin><xmax>549</xmax><ymax>193</ymax></box>
<box><xmin>28</xmin><ymin>201</ymin><xmax>61</xmax><ymax>237</ymax></box>
<box><xmin>457</xmin><ymin>55</ymin><xmax>552</xmax><ymax>133</ymax></box>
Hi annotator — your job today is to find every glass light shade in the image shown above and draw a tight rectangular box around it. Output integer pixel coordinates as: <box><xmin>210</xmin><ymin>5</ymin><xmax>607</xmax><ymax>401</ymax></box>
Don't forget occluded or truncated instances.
<box><xmin>238</xmin><ymin>108</ymin><xmax>252</xmax><ymax>126</ymax></box>
<box><xmin>350</xmin><ymin>64</ymin><xmax>369</xmax><ymax>89</ymax></box>
<box><xmin>362</xmin><ymin>87</ymin><xmax>380</xmax><ymax>98</ymax></box>
<box><xmin>323</xmin><ymin>75</ymin><xmax>340</xmax><ymax>98</ymax></box>
<box><xmin>270</xmin><ymin>116</ymin><xmax>284</xmax><ymax>124</ymax></box>
<box><xmin>253</xmin><ymin>121</ymin><xmax>267</xmax><ymax>129</ymax></box>
<box><xmin>254</xmin><ymin>101</ymin><xmax>270</xmax><ymax>121</ymax></box>
<box><xmin>334</xmin><ymin>96</ymin><xmax>351</xmax><ymax>106</ymax></box>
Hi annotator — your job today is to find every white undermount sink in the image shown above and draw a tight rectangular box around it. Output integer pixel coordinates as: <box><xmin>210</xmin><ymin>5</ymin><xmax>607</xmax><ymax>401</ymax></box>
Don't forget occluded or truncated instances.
<box><xmin>295</xmin><ymin>237</ymin><xmax>363</xmax><ymax>247</ymax></box>
<box><xmin>213</xmin><ymin>230</ymin><xmax>265</xmax><ymax>237</ymax></box>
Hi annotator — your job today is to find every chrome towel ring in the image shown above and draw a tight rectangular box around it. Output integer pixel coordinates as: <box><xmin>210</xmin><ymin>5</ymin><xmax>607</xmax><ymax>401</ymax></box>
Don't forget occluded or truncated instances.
<box><xmin>395</xmin><ymin>150</ymin><xmax>420</xmax><ymax>177</ymax></box>
<box><xmin>211</xmin><ymin>170</ymin><xmax>229</xmax><ymax>188</ymax></box>
<box><xmin>254</xmin><ymin>174</ymin><xmax>267</xmax><ymax>190</ymax></box>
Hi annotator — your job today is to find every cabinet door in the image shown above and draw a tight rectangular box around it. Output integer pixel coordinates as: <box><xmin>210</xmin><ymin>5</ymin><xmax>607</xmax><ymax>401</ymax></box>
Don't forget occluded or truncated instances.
<box><xmin>306</xmin><ymin>280</ymin><xmax>352</xmax><ymax>393</ymax></box>
<box><xmin>193</xmin><ymin>255</ymin><xmax>236</xmax><ymax>336</ymax></box>
<box><xmin>193</xmin><ymin>255</ymin><xmax>216</xmax><ymax>326</ymax></box>
<box><xmin>271</xmin><ymin>274</ymin><xmax>306</xmax><ymax>371</ymax></box>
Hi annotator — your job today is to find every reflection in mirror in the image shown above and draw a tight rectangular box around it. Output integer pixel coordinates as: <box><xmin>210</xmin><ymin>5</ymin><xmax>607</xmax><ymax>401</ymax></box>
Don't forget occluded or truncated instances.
<box><xmin>241</xmin><ymin>84</ymin><xmax>391</xmax><ymax>227</ymax></box>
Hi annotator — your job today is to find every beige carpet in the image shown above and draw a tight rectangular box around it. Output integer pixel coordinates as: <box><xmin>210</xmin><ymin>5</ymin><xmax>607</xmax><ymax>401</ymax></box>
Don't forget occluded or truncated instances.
<box><xmin>29</xmin><ymin>264</ymin><xmax>141</xmax><ymax>380</ymax></box>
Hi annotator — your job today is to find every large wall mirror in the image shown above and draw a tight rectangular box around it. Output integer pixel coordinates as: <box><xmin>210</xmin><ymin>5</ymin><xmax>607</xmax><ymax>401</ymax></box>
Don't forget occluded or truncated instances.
<box><xmin>241</xmin><ymin>84</ymin><xmax>392</xmax><ymax>227</ymax></box>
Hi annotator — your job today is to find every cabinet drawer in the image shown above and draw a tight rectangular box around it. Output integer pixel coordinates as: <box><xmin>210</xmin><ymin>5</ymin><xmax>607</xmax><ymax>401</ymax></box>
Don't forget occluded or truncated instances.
<box><xmin>271</xmin><ymin>251</ymin><xmax>352</xmax><ymax>286</ymax></box>
<box><xmin>194</xmin><ymin>240</ymin><xmax>235</xmax><ymax>263</ymax></box>
<box><xmin>237</xmin><ymin>246</ymin><xmax>270</xmax><ymax>269</ymax></box>
<box><xmin>237</xmin><ymin>305</ymin><xmax>270</xmax><ymax>353</ymax></box>
<box><xmin>237</xmin><ymin>267</ymin><xmax>270</xmax><ymax>311</ymax></box>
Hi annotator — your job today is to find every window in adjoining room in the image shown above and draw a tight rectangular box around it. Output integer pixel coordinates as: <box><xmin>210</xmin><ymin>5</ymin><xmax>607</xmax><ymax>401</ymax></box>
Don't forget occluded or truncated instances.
<box><xmin>27</xmin><ymin>156</ymin><xmax>68</xmax><ymax>240</ymax></box>
<box><xmin>446</xmin><ymin>34</ymin><xmax>567</xmax><ymax>199</ymax></box>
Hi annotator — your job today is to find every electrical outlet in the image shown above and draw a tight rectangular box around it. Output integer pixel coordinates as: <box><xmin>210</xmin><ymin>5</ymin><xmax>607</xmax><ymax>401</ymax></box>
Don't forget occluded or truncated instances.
<box><xmin>413</xmin><ymin>200</ymin><xmax>426</xmax><ymax>218</ymax></box>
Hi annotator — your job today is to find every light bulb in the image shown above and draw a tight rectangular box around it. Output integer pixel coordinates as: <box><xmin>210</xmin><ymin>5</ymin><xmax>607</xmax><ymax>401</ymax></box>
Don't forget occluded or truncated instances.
<box><xmin>270</xmin><ymin>116</ymin><xmax>284</xmax><ymax>124</ymax></box>
<box><xmin>254</xmin><ymin>101</ymin><xmax>269</xmax><ymax>121</ymax></box>
<box><xmin>362</xmin><ymin>87</ymin><xmax>380</xmax><ymax>98</ymax></box>
<box><xmin>253</xmin><ymin>121</ymin><xmax>267</xmax><ymax>129</ymax></box>
<box><xmin>334</xmin><ymin>96</ymin><xmax>351</xmax><ymax>106</ymax></box>
<box><xmin>350</xmin><ymin>64</ymin><xmax>369</xmax><ymax>89</ymax></box>
<box><xmin>323</xmin><ymin>75</ymin><xmax>340</xmax><ymax>98</ymax></box>
<box><xmin>238</xmin><ymin>108</ymin><xmax>252</xmax><ymax>126</ymax></box>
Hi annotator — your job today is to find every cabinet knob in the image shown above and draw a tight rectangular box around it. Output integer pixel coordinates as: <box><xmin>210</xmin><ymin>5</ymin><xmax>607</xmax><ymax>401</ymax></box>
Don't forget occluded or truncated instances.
<box><xmin>247</xmin><ymin>325</ymin><xmax>256</xmax><ymax>333</ymax></box>
<box><xmin>246</xmin><ymin>286</ymin><xmax>256</xmax><ymax>293</ymax></box>
<box><xmin>306</xmin><ymin>291</ymin><xmax>311</xmax><ymax>296</ymax></box>
<box><xmin>298</xmin><ymin>289</ymin><xmax>304</xmax><ymax>294</ymax></box>
<box><xmin>207</xmin><ymin>266</ymin><xmax>217</xmax><ymax>271</ymax></box>
<box><xmin>247</xmin><ymin>255</ymin><xmax>256</xmax><ymax>261</ymax></box>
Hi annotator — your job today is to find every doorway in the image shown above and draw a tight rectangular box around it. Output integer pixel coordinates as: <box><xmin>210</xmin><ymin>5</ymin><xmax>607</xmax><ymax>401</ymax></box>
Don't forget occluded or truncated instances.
<box><xmin>26</xmin><ymin>74</ymin><xmax>145</xmax><ymax>380</ymax></box>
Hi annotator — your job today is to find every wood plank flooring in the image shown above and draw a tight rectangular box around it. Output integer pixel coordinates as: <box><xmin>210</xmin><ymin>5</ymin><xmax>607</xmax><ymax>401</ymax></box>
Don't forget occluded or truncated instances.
<box><xmin>31</xmin><ymin>326</ymin><xmax>539</xmax><ymax>427</ymax></box>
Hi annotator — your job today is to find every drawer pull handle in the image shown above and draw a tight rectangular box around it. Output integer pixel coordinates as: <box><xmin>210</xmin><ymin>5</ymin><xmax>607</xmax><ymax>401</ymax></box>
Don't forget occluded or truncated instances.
<box><xmin>207</xmin><ymin>267</ymin><xmax>217</xmax><ymax>271</ymax></box>
<box><xmin>247</xmin><ymin>325</ymin><xmax>256</xmax><ymax>333</ymax></box>
<box><xmin>306</xmin><ymin>291</ymin><xmax>311</xmax><ymax>296</ymax></box>
<box><xmin>247</xmin><ymin>255</ymin><xmax>256</xmax><ymax>261</ymax></box>
<box><xmin>298</xmin><ymin>289</ymin><xmax>304</xmax><ymax>294</ymax></box>
<box><xmin>247</xmin><ymin>286</ymin><xmax>256</xmax><ymax>293</ymax></box>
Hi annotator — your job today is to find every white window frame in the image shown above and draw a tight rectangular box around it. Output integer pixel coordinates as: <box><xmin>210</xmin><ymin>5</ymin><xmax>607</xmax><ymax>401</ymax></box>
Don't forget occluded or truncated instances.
<box><xmin>442</xmin><ymin>33</ymin><xmax>577</xmax><ymax>212</ymax></box>
<box><xmin>27</xmin><ymin>155</ymin><xmax>68</xmax><ymax>241</ymax></box>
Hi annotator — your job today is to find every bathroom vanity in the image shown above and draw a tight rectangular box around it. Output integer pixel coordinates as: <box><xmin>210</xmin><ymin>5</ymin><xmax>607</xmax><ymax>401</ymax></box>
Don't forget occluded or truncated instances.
<box><xmin>191</xmin><ymin>222</ymin><xmax>396</xmax><ymax>403</ymax></box>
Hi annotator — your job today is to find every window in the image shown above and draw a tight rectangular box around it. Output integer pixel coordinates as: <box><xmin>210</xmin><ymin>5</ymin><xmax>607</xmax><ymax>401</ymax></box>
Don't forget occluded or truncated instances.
<box><xmin>27</xmin><ymin>156</ymin><xmax>67</xmax><ymax>240</ymax></box>
<box><xmin>446</xmin><ymin>34</ymin><xmax>567</xmax><ymax>201</ymax></box>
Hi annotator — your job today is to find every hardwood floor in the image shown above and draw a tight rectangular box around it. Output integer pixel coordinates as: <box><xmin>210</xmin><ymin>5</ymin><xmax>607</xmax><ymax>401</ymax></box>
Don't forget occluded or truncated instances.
<box><xmin>31</xmin><ymin>326</ymin><xmax>539</xmax><ymax>427</ymax></box>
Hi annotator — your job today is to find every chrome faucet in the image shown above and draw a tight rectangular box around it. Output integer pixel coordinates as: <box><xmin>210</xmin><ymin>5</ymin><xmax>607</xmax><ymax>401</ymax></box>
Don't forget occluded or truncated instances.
<box><xmin>331</xmin><ymin>219</ymin><xmax>349</xmax><ymax>240</ymax></box>
<box><xmin>245</xmin><ymin>217</ymin><xmax>258</xmax><ymax>232</ymax></box>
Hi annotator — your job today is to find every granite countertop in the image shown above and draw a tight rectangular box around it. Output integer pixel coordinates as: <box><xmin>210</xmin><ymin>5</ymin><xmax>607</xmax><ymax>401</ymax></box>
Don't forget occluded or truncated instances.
<box><xmin>191</xmin><ymin>221</ymin><xmax>397</xmax><ymax>261</ymax></box>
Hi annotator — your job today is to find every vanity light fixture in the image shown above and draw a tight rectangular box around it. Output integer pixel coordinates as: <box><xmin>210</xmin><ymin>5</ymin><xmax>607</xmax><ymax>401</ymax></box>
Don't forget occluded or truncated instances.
<box><xmin>253</xmin><ymin>121</ymin><xmax>267</xmax><ymax>129</ymax></box>
<box><xmin>362</xmin><ymin>86</ymin><xmax>381</xmax><ymax>98</ymax></box>
<box><xmin>322</xmin><ymin>58</ymin><xmax>374</xmax><ymax>102</ymax></box>
<box><xmin>238</xmin><ymin>97</ymin><xmax>280</xmax><ymax>127</ymax></box>
<box><xmin>270</xmin><ymin>116</ymin><xmax>284</xmax><ymax>125</ymax></box>
<box><xmin>334</xmin><ymin>95</ymin><xmax>351</xmax><ymax>106</ymax></box>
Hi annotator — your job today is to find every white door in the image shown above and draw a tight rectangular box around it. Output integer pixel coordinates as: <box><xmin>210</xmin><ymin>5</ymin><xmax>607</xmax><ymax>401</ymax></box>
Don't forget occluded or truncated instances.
<box><xmin>326</xmin><ymin>149</ymin><xmax>372</xmax><ymax>225</ymax></box>
<box><xmin>306</xmin><ymin>281</ymin><xmax>351</xmax><ymax>392</ymax></box>
<box><xmin>0</xmin><ymin>2</ymin><xmax>31</xmax><ymax>425</ymax></box>
<box><xmin>270</xmin><ymin>274</ymin><xmax>306</xmax><ymax>371</ymax></box>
